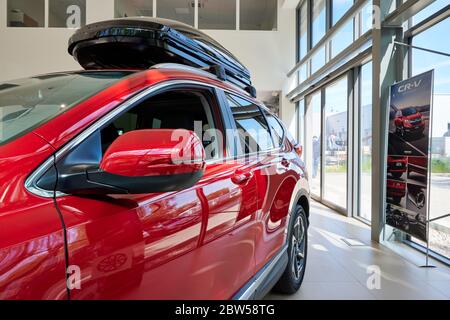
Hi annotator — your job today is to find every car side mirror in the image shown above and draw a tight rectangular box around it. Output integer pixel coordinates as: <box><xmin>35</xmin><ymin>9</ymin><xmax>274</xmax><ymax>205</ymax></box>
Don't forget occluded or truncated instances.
<box><xmin>57</xmin><ymin>129</ymin><xmax>206</xmax><ymax>195</ymax></box>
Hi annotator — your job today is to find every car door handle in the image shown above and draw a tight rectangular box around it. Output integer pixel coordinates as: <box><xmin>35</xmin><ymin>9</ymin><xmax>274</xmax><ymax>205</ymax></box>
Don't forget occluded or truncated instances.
<box><xmin>232</xmin><ymin>171</ymin><xmax>254</xmax><ymax>185</ymax></box>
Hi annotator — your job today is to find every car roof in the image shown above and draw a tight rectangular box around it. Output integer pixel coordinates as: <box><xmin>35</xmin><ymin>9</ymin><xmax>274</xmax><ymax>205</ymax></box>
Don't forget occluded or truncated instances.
<box><xmin>28</xmin><ymin>66</ymin><xmax>269</xmax><ymax>151</ymax></box>
<box><xmin>98</xmin><ymin>66</ymin><xmax>258</xmax><ymax>103</ymax></box>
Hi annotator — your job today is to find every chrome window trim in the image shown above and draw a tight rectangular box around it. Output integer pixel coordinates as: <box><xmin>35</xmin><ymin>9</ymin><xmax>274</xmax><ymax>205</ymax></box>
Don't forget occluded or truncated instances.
<box><xmin>25</xmin><ymin>78</ymin><xmax>269</xmax><ymax>198</ymax></box>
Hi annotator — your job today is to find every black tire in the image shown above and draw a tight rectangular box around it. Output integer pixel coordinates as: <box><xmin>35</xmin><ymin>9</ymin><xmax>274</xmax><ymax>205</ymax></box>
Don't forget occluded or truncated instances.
<box><xmin>390</xmin><ymin>171</ymin><xmax>403</xmax><ymax>179</ymax></box>
<box><xmin>393</xmin><ymin>196</ymin><xmax>402</xmax><ymax>205</ymax></box>
<box><xmin>272</xmin><ymin>205</ymin><xmax>308</xmax><ymax>294</ymax></box>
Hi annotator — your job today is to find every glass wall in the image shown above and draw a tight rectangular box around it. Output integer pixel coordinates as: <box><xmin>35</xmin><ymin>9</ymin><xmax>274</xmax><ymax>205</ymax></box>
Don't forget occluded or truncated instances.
<box><xmin>413</xmin><ymin>0</ymin><xmax>449</xmax><ymax>25</ymax></box>
<box><xmin>199</xmin><ymin>0</ymin><xmax>236</xmax><ymax>30</ymax></box>
<box><xmin>311</xmin><ymin>46</ymin><xmax>326</xmax><ymax>74</ymax></box>
<box><xmin>359</xmin><ymin>62</ymin><xmax>372</xmax><ymax>221</ymax></box>
<box><xmin>157</xmin><ymin>0</ymin><xmax>194</xmax><ymax>26</ymax></box>
<box><xmin>115</xmin><ymin>0</ymin><xmax>153</xmax><ymax>18</ymax></box>
<box><xmin>297</xmin><ymin>99</ymin><xmax>306</xmax><ymax>157</ymax></box>
<box><xmin>331</xmin><ymin>19</ymin><xmax>354</xmax><ymax>58</ymax></box>
<box><xmin>312</xmin><ymin>0</ymin><xmax>326</xmax><ymax>47</ymax></box>
<box><xmin>411</xmin><ymin>17</ymin><xmax>450</xmax><ymax>260</ymax></box>
<box><xmin>240</xmin><ymin>0</ymin><xmax>277</xmax><ymax>30</ymax></box>
<box><xmin>7</xmin><ymin>0</ymin><xmax>45</xmax><ymax>27</ymax></box>
<box><xmin>324</xmin><ymin>76</ymin><xmax>348</xmax><ymax>209</ymax></box>
<box><xmin>332</xmin><ymin>0</ymin><xmax>353</xmax><ymax>25</ymax></box>
<box><xmin>306</xmin><ymin>92</ymin><xmax>322</xmax><ymax>197</ymax></box>
<box><xmin>361</xmin><ymin>0</ymin><xmax>373</xmax><ymax>34</ymax></box>
<box><xmin>297</xmin><ymin>0</ymin><xmax>308</xmax><ymax>61</ymax></box>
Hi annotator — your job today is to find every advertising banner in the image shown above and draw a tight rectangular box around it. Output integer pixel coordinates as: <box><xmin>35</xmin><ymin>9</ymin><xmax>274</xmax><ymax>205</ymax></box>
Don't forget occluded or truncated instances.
<box><xmin>385</xmin><ymin>70</ymin><xmax>434</xmax><ymax>242</ymax></box>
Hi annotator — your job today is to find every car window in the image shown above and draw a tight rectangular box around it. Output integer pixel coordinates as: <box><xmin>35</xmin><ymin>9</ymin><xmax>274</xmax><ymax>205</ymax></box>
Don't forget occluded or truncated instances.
<box><xmin>101</xmin><ymin>88</ymin><xmax>223</xmax><ymax>160</ymax></box>
<box><xmin>263</xmin><ymin>109</ymin><xmax>285</xmax><ymax>147</ymax></box>
<box><xmin>402</xmin><ymin>107</ymin><xmax>418</xmax><ymax>116</ymax></box>
<box><xmin>226</xmin><ymin>94</ymin><xmax>274</xmax><ymax>155</ymax></box>
<box><xmin>0</xmin><ymin>71</ymin><xmax>132</xmax><ymax>145</ymax></box>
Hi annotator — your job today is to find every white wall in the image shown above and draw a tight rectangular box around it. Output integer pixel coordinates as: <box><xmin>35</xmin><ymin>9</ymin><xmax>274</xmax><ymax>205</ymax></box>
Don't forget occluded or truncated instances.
<box><xmin>0</xmin><ymin>0</ymin><xmax>297</xmax><ymax>131</ymax></box>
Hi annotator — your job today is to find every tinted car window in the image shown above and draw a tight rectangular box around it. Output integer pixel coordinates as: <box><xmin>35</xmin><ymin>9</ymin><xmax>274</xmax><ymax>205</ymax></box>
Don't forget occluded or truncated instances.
<box><xmin>0</xmin><ymin>71</ymin><xmax>131</xmax><ymax>145</ymax></box>
<box><xmin>402</xmin><ymin>107</ymin><xmax>418</xmax><ymax>116</ymax></box>
<box><xmin>101</xmin><ymin>89</ymin><xmax>222</xmax><ymax>160</ymax></box>
<box><xmin>226</xmin><ymin>94</ymin><xmax>274</xmax><ymax>155</ymax></box>
<box><xmin>263</xmin><ymin>110</ymin><xmax>285</xmax><ymax>147</ymax></box>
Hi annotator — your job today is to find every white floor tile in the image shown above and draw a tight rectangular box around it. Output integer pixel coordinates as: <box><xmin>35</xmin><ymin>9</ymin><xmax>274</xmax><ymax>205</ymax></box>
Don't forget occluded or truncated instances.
<box><xmin>265</xmin><ymin>201</ymin><xmax>450</xmax><ymax>300</ymax></box>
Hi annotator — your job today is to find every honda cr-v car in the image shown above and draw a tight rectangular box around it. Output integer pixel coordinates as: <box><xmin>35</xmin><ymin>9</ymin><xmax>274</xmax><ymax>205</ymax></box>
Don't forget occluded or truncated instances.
<box><xmin>387</xmin><ymin>156</ymin><xmax>408</xmax><ymax>179</ymax></box>
<box><xmin>387</xmin><ymin>179</ymin><xmax>406</xmax><ymax>205</ymax></box>
<box><xmin>0</xmin><ymin>18</ymin><xmax>310</xmax><ymax>300</ymax></box>
<box><xmin>391</xmin><ymin>106</ymin><xmax>425</xmax><ymax>137</ymax></box>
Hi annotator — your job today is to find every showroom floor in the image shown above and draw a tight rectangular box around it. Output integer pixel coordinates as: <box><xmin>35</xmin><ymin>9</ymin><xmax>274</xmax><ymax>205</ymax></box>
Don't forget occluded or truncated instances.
<box><xmin>266</xmin><ymin>201</ymin><xmax>450</xmax><ymax>300</ymax></box>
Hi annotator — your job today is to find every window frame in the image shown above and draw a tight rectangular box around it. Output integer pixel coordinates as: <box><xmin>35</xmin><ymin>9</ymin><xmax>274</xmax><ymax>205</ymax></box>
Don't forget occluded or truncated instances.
<box><xmin>220</xmin><ymin>91</ymin><xmax>282</xmax><ymax>158</ymax></box>
<box><xmin>26</xmin><ymin>80</ymin><xmax>238</xmax><ymax>198</ymax></box>
<box><xmin>403</xmin><ymin>10</ymin><xmax>450</xmax><ymax>265</ymax></box>
<box><xmin>262</xmin><ymin>108</ymin><xmax>286</xmax><ymax>148</ymax></box>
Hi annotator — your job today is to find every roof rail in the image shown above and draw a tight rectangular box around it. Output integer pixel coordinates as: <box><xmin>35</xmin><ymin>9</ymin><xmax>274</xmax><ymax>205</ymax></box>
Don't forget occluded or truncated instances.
<box><xmin>151</xmin><ymin>63</ymin><xmax>257</xmax><ymax>98</ymax></box>
<box><xmin>150</xmin><ymin>63</ymin><xmax>219</xmax><ymax>80</ymax></box>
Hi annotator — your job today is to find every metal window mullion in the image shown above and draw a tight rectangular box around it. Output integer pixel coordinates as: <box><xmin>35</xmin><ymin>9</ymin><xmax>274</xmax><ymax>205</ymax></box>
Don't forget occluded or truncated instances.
<box><xmin>308</xmin><ymin>0</ymin><xmax>313</xmax><ymax>52</ymax></box>
<box><xmin>289</xmin><ymin>0</ymin><xmax>368</xmax><ymax>77</ymax></box>
<box><xmin>352</xmin><ymin>66</ymin><xmax>361</xmax><ymax>219</ymax></box>
<box><xmin>153</xmin><ymin>0</ymin><xmax>157</xmax><ymax>18</ymax></box>
<box><xmin>236</xmin><ymin>0</ymin><xmax>240</xmax><ymax>31</ymax></box>
<box><xmin>320</xmin><ymin>87</ymin><xmax>326</xmax><ymax>201</ymax></box>
<box><xmin>194</xmin><ymin>0</ymin><xmax>198</xmax><ymax>29</ymax></box>
<box><xmin>45</xmin><ymin>0</ymin><xmax>48</xmax><ymax>28</ymax></box>
<box><xmin>327</xmin><ymin>0</ymin><xmax>332</xmax><ymax>30</ymax></box>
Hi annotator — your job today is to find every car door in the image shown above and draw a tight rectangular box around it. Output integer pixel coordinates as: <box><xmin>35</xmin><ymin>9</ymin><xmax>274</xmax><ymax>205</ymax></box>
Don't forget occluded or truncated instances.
<box><xmin>255</xmin><ymin>109</ymin><xmax>299</xmax><ymax>271</ymax></box>
<box><xmin>52</xmin><ymin>84</ymin><xmax>256</xmax><ymax>299</ymax></box>
<box><xmin>222</xmin><ymin>93</ymin><xmax>298</xmax><ymax>272</ymax></box>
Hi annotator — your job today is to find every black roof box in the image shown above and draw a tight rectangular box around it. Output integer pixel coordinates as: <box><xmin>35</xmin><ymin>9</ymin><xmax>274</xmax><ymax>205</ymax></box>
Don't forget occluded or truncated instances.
<box><xmin>68</xmin><ymin>17</ymin><xmax>255</xmax><ymax>96</ymax></box>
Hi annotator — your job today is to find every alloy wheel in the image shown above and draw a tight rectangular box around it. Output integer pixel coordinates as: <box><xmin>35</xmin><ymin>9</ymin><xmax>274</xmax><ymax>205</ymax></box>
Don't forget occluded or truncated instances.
<box><xmin>291</xmin><ymin>214</ymin><xmax>306</xmax><ymax>281</ymax></box>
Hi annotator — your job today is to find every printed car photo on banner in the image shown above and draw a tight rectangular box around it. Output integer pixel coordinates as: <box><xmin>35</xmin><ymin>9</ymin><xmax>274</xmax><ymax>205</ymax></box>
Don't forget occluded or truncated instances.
<box><xmin>386</xmin><ymin>70</ymin><xmax>434</xmax><ymax>242</ymax></box>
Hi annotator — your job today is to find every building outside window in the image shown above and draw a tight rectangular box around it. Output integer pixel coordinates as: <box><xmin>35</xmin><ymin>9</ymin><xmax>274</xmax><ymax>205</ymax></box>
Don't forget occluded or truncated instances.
<box><xmin>359</xmin><ymin>62</ymin><xmax>372</xmax><ymax>221</ymax></box>
<box><xmin>240</xmin><ymin>0</ymin><xmax>277</xmax><ymax>31</ymax></box>
<box><xmin>198</xmin><ymin>0</ymin><xmax>236</xmax><ymax>30</ymax></box>
<box><xmin>115</xmin><ymin>0</ymin><xmax>153</xmax><ymax>18</ymax></box>
<box><xmin>7</xmin><ymin>0</ymin><xmax>45</xmax><ymax>27</ymax></box>
<box><xmin>306</xmin><ymin>91</ymin><xmax>322</xmax><ymax>198</ymax></box>
<box><xmin>324</xmin><ymin>76</ymin><xmax>348</xmax><ymax>209</ymax></box>
<box><xmin>157</xmin><ymin>0</ymin><xmax>194</xmax><ymax>26</ymax></box>
<box><xmin>49</xmin><ymin>0</ymin><xmax>86</xmax><ymax>28</ymax></box>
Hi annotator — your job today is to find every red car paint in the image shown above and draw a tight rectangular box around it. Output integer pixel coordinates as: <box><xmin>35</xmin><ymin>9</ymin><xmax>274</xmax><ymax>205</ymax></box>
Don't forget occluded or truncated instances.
<box><xmin>393</xmin><ymin>107</ymin><xmax>425</xmax><ymax>135</ymax></box>
<box><xmin>387</xmin><ymin>179</ymin><xmax>406</xmax><ymax>198</ymax></box>
<box><xmin>387</xmin><ymin>156</ymin><xmax>408</xmax><ymax>174</ymax></box>
<box><xmin>100</xmin><ymin>129</ymin><xmax>206</xmax><ymax>176</ymax></box>
<box><xmin>0</xmin><ymin>68</ymin><xmax>309</xmax><ymax>300</ymax></box>
<box><xmin>408</xmin><ymin>156</ymin><xmax>428</xmax><ymax>177</ymax></box>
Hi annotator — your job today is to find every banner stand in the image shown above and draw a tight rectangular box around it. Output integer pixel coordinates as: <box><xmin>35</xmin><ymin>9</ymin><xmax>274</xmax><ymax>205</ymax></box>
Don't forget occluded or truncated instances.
<box><xmin>420</xmin><ymin>224</ymin><xmax>436</xmax><ymax>268</ymax></box>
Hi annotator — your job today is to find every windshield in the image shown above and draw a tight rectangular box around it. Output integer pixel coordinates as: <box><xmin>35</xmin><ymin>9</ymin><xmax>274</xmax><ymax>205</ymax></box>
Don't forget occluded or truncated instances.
<box><xmin>402</xmin><ymin>107</ymin><xmax>418</xmax><ymax>116</ymax></box>
<box><xmin>0</xmin><ymin>71</ymin><xmax>132</xmax><ymax>145</ymax></box>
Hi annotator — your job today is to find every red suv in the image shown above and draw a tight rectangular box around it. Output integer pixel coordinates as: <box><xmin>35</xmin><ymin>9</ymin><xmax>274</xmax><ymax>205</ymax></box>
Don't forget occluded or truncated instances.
<box><xmin>392</xmin><ymin>106</ymin><xmax>425</xmax><ymax>137</ymax></box>
<box><xmin>0</xmin><ymin>18</ymin><xmax>309</xmax><ymax>300</ymax></box>
<box><xmin>387</xmin><ymin>156</ymin><xmax>408</xmax><ymax>179</ymax></box>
